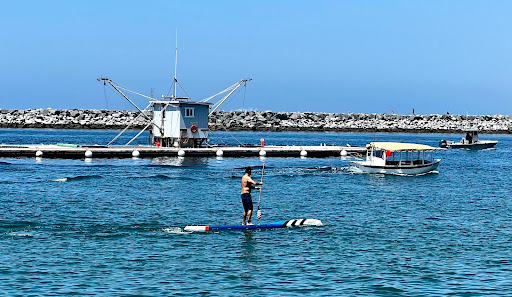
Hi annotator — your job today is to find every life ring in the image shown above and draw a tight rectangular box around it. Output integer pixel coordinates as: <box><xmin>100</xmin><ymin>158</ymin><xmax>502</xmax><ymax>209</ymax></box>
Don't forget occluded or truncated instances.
<box><xmin>190</xmin><ymin>124</ymin><xmax>198</xmax><ymax>133</ymax></box>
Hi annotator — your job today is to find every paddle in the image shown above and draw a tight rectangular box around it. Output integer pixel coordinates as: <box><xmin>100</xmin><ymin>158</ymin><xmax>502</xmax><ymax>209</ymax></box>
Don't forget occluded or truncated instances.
<box><xmin>256</xmin><ymin>163</ymin><xmax>265</xmax><ymax>220</ymax></box>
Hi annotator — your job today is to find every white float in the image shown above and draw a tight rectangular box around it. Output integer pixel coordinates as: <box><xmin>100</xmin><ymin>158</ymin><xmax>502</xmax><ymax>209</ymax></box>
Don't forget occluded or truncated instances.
<box><xmin>300</xmin><ymin>150</ymin><xmax>308</xmax><ymax>157</ymax></box>
<box><xmin>35</xmin><ymin>150</ymin><xmax>43</xmax><ymax>157</ymax></box>
<box><xmin>85</xmin><ymin>150</ymin><xmax>93</xmax><ymax>158</ymax></box>
<box><xmin>216</xmin><ymin>149</ymin><xmax>224</xmax><ymax>157</ymax></box>
<box><xmin>132</xmin><ymin>150</ymin><xmax>140</xmax><ymax>158</ymax></box>
<box><xmin>178</xmin><ymin>149</ymin><xmax>186</xmax><ymax>157</ymax></box>
<box><xmin>259</xmin><ymin>150</ymin><xmax>267</xmax><ymax>157</ymax></box>
<box><xmin>340</xmin><ymin>149</ymin><xmax>348</xmax><ymax>156</ymax></box>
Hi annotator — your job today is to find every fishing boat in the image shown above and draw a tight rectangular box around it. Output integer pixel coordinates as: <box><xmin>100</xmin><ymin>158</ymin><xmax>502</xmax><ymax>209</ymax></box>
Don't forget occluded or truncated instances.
<box><xmin>439</xmin><ymin>128</ymin><xmax>498</xmax><ymax>150</ymax></box>
<box><xmin>348</xmin><ymin>142</ymin><xmax>440</xmax><ymax>175</ymax></box>
<box><xmin>97</xmin><ymin>37</ymin><xmax>251</xmax><ymax>149</ymax></box>
<box><xmin>184</xmin><ymin>219</ymin><xmax>323</xmax><ymax>232</ymax></box>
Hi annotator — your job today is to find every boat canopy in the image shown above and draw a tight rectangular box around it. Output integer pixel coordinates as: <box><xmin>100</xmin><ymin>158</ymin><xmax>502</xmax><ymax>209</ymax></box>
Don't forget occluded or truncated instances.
<box><xmin>368</xmin><ymin>142</ymin><xmax>438</xmax><ymax>152</ymax></box>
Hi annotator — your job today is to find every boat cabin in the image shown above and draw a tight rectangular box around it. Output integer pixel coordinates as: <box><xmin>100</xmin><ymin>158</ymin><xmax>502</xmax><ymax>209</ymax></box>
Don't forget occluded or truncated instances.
<box><xmin>349</xmin><ymin>142</ymin><xmax>441</xmax><ymax>174</ymax></box>
<box><xmin>461</xmin><ymin>128</ymin><xmax>479</xmax><ymax>144</ymax></box>
<box><xmin>150</xmin><ymin>98</ymin><xmax>212</xmax><ymax>148</ymax></box>
<box><xmin>365</xmin><ymin>142</ymin><xmax>437</xmax><ymax>167</ymax></box>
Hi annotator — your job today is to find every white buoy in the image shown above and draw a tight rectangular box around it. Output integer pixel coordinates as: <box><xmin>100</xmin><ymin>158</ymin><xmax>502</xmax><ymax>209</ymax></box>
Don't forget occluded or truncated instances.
<box><xmin>85</xmin><ymin>150</ymin><xmax>93</xmax><ymax>158</ymax></box>
<box><xmin>132</xmin><ymin>150</ymin><xmax>140</xmax><ymax>158</ymax></box>
<box><xmin>35</xmin><ymin>150</ymin><xmax>43</xmax><ymax>157</ymax></box>
<box><xmin>300</xmin><ymin>150</ymin><xmax>308</xmax><ymax>157</ymax></box>
<box><xmin>178</xmin><ymin>149</ymin><xmax>186</xmax><ymax>157</ymax></box>
<box><xmin>259</xmin><ymin>150</ymin><xmax>267</xmax><ymax>157</ymax></box>
<box><xmin>340</xmin><ymin>150</ymin><xmax>348</xmax><ymax>156</ymax></box>
<box><xmin>216</xmin><ymin>149</ymin><xmax>224</xmax><ymax>157</ymax></box>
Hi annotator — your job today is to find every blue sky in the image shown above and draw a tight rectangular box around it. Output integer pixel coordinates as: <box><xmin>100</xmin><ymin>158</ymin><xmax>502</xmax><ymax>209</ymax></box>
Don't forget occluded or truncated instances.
<box><xmin>1</xmin><ymin>1</ymin><xmax>511</xmax><ymax>115</ymax></box>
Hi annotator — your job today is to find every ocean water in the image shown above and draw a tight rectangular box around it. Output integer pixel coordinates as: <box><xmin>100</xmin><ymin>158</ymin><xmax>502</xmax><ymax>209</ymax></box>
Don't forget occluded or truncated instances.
<box><xmin>1</xmin><ymin>129</ymin><xmax>512</xmax><ymax>296</ymax></box>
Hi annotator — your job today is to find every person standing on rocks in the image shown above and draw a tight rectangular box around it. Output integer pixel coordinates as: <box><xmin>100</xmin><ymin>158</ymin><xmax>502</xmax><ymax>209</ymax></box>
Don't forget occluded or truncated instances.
<box><xmin>241</xmin><ymin>166</ymin><xmax>263</xmax><ymax>225</ymax></box>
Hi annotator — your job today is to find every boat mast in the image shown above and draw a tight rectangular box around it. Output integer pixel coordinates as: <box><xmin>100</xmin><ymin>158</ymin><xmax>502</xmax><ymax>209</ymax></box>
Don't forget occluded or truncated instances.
<box><xmin>173</xmin><ymin>29</ymin><xmax>178</xmax><ymax>98</ymax></box>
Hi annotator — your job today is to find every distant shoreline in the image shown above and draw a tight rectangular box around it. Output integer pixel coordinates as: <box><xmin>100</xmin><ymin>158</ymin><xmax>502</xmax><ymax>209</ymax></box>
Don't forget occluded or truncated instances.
<box><xmin>1</xmin><ymin>109</ymin><xmax>511</xmax><ymax>134</ymax></box>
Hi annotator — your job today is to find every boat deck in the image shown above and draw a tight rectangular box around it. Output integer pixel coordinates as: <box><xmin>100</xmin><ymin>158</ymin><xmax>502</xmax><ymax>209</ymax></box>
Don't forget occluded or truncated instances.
<box><xmin>0</xmin><ymin>144</ymin><xmax>366</xmax><ymax>159</ymax></box>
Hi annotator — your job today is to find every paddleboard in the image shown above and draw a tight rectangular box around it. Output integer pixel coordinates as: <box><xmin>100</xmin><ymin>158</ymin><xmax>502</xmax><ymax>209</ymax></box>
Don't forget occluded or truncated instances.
<box><xmin>184</xmin><ymin>219</ymin><xmax>323</xmax><ymax>232</ymax></box>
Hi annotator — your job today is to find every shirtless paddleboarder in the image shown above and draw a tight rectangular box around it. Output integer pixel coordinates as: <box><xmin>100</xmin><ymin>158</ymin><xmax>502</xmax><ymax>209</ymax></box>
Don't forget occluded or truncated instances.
<box><xmin>241</xmin><ymin>166</ymin><xmax>263</xmax><ymax>225</ymax></box>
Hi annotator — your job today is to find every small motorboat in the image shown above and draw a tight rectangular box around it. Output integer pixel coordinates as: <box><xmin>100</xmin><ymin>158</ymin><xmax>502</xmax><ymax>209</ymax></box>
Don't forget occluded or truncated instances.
<box><xmin>348</xmin><ymin>142</ymin><xmax>441</xmax><ymax>175</ymax></box>
<box><xmin>439</xmin><ymin>128</ymin><xmax>498</xmax><ymax>150</ymax></box>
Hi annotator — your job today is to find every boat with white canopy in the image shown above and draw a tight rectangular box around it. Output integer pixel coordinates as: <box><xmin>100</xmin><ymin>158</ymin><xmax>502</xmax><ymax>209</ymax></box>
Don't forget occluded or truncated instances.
<box><xmin>348</xmin><ymin>142</ymin><xmax>441</xmax><ymax>175</ymax></box>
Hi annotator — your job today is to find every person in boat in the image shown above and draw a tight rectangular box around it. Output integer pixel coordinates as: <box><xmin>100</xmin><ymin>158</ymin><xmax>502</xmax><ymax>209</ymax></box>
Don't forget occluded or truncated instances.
<box><xmin>241</xmin><ymin>166</ymin><xmax>263</xmax><ymax>225</ymax></box>
<box><xmin>466</xmin><ymin>132</ymin><xmax>473</xmax><ymax>144</ymax></box>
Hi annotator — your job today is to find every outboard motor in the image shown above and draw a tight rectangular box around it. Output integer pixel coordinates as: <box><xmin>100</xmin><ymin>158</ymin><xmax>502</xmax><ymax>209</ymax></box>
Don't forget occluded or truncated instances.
<box><xmin>439</xmin><ymin>139</ymin><xmax>447</xmax><ymax>148</ymax></box>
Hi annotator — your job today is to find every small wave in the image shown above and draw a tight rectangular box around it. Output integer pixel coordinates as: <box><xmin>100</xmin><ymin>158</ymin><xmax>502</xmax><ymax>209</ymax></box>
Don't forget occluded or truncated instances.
<box><xmin>139</xmin><ymin>175</ymin><xmax>196</xmax><ymax>181</ymax></box>
<box><xmin>0</xmin><ymin>180</ymin><xmax>18</xmax><ymax>184</ymax></box>
<box><xmin>271</xmin><ymin>166</ymin><xmax>349</xmax><ymax>176</ymax></box>
<box><xmin>87</xmin><ymin>232</ymin><xmax>130</xmax><ymax>238</ymax></box>
<box><xmin>53</xmin><ymin>175</ymin><xmax>103</xmax><ymax>182</ymax></box>
<box><xmin>0</xmin><ymin>220</ymin><xmax>38</xmax><ymax>229</ymax></box>
<box><xmin>145</xmin><ymin>174</ymin><xmax>180</xmax><ymax>180</ymax></box>
<box><xmin>387</xmin><ymin>170</ymin><xmax>440</xmax><ymax>177</ymax></box>
<box><xmin>146</xmin><ymin>164</ymin><xmax>191</xmax><ymax>168</ymax></box>
<box><xmin>162</xmin><ymin>227</ymin><xmax>187</xmax><ymax>234</ymax></box>
<box><xmin>9</xmin><ymin>231</ymin><xmax>39</xmax><ymax>237</ymax></box>
<box><xmin>235</xmin><ymin>165</ymin><xmax>272</xmax><ymax>170</ymax></box>
<box><xmin>305</xmin><ymin>166</ymin><xmax>333</xmax><ymax>171</ymax></box>
<box><xmin>138</xmin><ymin>174</ymin><xmax>173</xmax><ymax>180</ymax></box>
<box><xmin>0</xmin><ymin>161</ymin><xmax>11</xmax><ymax>165</ymax></box>
<box><xmin>153</xmin><ymin>174</ymin><xmax>172</xmax><ymax>179</ymax></box>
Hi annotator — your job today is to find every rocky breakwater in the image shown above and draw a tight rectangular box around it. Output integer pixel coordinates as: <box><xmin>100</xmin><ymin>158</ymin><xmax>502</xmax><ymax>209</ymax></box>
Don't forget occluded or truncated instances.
<box><xmin>1</xmin><ymin>108</ymin><xmax>511</xmax><ymax>133</ymax></box>
<box><xmin>210</xmin><ymin>111</ymin><xmax>512</xmax><ymax>133</ymax></box>
<box><xmin>0</xmin><ymin>109</ymin><xmax>147</xmax><ymax>129</ymax></box>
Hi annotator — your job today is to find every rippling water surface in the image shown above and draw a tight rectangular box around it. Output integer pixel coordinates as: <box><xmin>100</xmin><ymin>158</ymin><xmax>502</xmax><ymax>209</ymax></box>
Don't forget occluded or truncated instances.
<box><xmin>1</xmin><ymin>129</ymin><xmax>511</xmax><ymax>296</ymax></box>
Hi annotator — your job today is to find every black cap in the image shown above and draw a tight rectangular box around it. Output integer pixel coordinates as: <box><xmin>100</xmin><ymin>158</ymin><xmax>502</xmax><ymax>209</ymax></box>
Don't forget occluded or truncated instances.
<box><xmin>245</xmin><ymin>166</ymin><xmax>252</xmax><ymax>173</ymax></box>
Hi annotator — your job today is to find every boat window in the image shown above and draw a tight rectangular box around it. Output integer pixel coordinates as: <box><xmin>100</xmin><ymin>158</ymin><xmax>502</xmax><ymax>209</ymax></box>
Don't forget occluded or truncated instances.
<box><xmin>372</xmin><ymin>150</ymin><xmax>383</xmax><ymax>158</ymax></box>
<box><xmin>185</xmin><ymin>108</ymin><xmax>195</xmax><ymax>117</ymax></box>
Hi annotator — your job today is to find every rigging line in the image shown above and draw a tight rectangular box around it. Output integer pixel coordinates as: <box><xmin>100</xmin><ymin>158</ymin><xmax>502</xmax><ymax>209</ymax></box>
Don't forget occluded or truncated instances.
<box><xmin>125</xmin><ymin>121</ymin><xmax>153</xmax><ymax>146</ymax></box>
<box><xmin>200</xmin><ymin>82</ymin><xmax>239</xmax><ymax>102</ymax></box>
<box><xmin>176</xmin><ymin>80</ymin><xmax>192</xmax><ymax>99</ymax></box>
<box><xmin>209</xmin><ymin>131</ymin><xmax>228</xmax><ymax>146</ymax></box>
<box><xmin>209</xmin><ymin>80</ymin><xmax>246</xmax><ymax>114</ymax></box>
<box><xmin>107</xmin><ymin>117</ymin><xmax>138</xmax><ymax>146</ymax></box>
<box><xmin>112</xmin><ymin>83</ymin><xmax>155</xmax><ymax>100</ymax></box>
<box><xmin>107</xmin><ymin>103</ymin><xmax>153</xmax><ymax>145</ymax></box>
<box><xmin>242</xmin><ymin>81</ymin><xmax>247</xmax><ymax>108</ymax></box>
<box><xmin>166</xmin><ymin>79</ymin><xmax>174</xmax><ymax>97</ymax></box>
<box><xmin>227</xmin><ymin>131</ymin><xmax>245</xmax><ymax>147</ymax></box>
<box><xmin>103</xmin><ymin>83</ymin><xmax>109</xmax><ymax>109</ymax></box>
<box><xmin>214</xmin><ymin>86</ymin><xmax>241</xmax><ymax>111</ymax></box>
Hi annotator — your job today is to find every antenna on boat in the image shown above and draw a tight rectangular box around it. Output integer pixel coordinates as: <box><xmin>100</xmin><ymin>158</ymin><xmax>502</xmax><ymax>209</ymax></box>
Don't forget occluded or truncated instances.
<box><xmin>173</xmin><ymin>28</ymin><xmax>178</xmax><ymax>98</ymax></box>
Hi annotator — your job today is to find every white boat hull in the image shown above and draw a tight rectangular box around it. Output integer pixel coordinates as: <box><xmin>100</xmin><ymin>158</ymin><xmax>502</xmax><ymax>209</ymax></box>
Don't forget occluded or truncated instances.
<box><xmin>349</xmin><ymin>159</ymin><xmax>441</xmax><ymax>175</ymax></box>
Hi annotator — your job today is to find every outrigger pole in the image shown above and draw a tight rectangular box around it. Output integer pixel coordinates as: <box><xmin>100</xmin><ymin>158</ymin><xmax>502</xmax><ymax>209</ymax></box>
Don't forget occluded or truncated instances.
<box><xmin>98</xmin><ymin>77</ymin><xmax>163</xmax><ymax>145</ymax></box>
<box><xmin>205</xmin><ymin>78</ymin><xmax>252</xmax><ymax>115</ymax></box>
<box><xmin>98</xmin><ymin>78</ymin><xmax>152</xmax><ymax>122</ymax></box>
